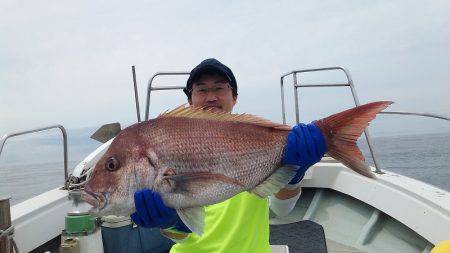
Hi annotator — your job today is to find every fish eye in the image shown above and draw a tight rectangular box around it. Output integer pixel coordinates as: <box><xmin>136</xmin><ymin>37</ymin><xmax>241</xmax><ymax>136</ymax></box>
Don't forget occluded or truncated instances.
<box><xmin>105</xmin><ymin>157</ymin><xmax>120</xmax><ymax>171</ymax></box>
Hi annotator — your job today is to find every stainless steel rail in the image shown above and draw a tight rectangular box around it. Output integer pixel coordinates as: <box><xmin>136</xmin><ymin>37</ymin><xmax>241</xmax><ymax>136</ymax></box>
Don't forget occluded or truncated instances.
<box><xmin>142</xmin><ymin>68</ymin><xmax>449</xmax><ymax>176</ymax></box>
<box><xmin>0</xmin><ymin>125</ymin><xmax>69</xmax><ymax>185</ymax></box>
<box><xmin>379</xmin><ymin>111</ymin><xmax>450</xmax><ymax>121</ymax></box>
<box><xmin>280</xmin><ymin>67</ymin><xmax>384</xmax><ymax>174</ymax></box>
<box><xmin>144</xmin><ymin>72</ymin><xmax>190</xmax><ymax>121</ymax></box>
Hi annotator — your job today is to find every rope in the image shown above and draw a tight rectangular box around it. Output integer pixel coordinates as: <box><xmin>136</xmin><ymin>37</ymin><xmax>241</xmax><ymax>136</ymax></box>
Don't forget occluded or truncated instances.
<box><xmin>0</xmin><ymin>226</ymin><xmax>19</xmax><ymax>253</ymax></box>
<box><xmin>0</xmin><ymin>226</ymin><xmax>13</xmax><ymax>239</ymax></box>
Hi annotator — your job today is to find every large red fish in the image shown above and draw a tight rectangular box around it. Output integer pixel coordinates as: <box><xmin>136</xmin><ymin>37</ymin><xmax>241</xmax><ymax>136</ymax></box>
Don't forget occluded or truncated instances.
<box><xmin>83</xmin><ymin>101</ymin><xmax>392</xmax><ymax>234</ymax></box>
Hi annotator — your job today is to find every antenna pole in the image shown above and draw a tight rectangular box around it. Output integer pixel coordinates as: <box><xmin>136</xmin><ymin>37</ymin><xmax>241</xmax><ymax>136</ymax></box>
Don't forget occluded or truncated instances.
<box><xmin>132</xmin><ymin>66</ymin><xmax>142</xmax><ymax>122</ymax></box>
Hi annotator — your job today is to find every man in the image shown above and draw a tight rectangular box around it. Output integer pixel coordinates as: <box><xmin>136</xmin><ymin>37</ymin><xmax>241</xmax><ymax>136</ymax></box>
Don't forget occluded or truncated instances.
<box><xmin>131</xmin><ymin>58</ymin><xmax>326</xmax><ymax>252</ymax></box>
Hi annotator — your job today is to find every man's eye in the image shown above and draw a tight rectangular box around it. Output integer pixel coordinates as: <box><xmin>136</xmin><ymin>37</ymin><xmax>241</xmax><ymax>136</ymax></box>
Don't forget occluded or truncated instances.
<box><xmin>198</xmin><ymin>89</ymin><xmax>208</xmax><ymax>93</ymax></box>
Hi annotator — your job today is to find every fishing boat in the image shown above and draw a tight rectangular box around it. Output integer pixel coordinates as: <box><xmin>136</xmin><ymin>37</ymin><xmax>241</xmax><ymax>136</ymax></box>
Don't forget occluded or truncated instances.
<box><xmin>1</xmin><ymin>67</ymin><xmax>449</xmax><ymax>253</ymax></box>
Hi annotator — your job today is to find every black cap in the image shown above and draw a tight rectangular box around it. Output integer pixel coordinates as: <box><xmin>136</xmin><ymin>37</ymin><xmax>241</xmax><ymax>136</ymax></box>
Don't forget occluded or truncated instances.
<box><xmin>183</xmin><ymin>58</ymin><xmax>238</xmax><ymax>98</ymax></box>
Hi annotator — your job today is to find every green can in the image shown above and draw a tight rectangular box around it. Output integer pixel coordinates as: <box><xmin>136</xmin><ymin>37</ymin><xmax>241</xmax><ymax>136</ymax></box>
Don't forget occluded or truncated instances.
<box><xmin>65</xmin><ymin>214</ymin><xmax>95</xmax><ymax>235</ymax></box>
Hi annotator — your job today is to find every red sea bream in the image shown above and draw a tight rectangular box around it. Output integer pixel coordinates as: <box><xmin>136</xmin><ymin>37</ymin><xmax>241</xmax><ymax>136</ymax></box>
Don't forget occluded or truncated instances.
<box><xmin>82</xmin><ymin>101</ymin><xmax>392</xmax><ymax>234</ymax></box>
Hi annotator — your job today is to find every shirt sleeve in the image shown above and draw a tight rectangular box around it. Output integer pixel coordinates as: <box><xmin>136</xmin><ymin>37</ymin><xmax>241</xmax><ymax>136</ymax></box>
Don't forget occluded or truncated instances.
<box><xmin>269</xmin><ymin>187</ymin><xmax>302</xmax><ymax>217</ymax></box>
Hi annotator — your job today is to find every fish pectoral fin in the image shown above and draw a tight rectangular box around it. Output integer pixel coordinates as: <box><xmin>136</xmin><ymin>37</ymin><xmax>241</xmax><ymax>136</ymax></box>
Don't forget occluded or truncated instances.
<box><xmin>176</xmin><ymin>207</ymin><xmax>205</xmax><ymax>236</ymax></box>
<box><xmin>164</xmin><ymin>172</ymin><xmax>244</xmax><ymax>187</ymax></box>
<box><xmin>250</xmin><ymin>166</ymin><xmax>297</xmax><ymax>198</ymax></box>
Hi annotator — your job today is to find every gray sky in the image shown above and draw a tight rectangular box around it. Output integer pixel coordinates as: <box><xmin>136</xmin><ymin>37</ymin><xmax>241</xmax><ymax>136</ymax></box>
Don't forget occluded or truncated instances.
<box><xmin>1</xmin><ymin>0</ymin><xmax>449</xmax><ymax>137</ymax></box>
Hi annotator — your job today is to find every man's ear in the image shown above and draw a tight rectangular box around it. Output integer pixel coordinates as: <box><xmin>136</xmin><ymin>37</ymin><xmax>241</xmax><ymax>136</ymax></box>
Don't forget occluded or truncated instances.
<box><xmin>188</xmin><ymin>97</ymin><xmax>192</xmax><ymax>105</ymax></box>
<box><xmin>232</xmin><ymin>95</ymin><xmax>237</xmax><ymax>106</ymax></box>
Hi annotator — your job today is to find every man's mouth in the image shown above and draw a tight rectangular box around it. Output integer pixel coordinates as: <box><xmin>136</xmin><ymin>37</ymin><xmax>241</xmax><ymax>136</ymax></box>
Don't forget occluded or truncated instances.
<box><xmin>203</xmin><ymin>105</ymin><xmax>222</xmax><ymax>112</ymax></box>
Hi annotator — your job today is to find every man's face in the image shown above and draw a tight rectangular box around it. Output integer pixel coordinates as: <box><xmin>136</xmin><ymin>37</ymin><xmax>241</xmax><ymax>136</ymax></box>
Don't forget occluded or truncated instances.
<box><xmin>188</xmin><ymin>73</ymin><xmax>237</xmax><ymax>113</ymax></box>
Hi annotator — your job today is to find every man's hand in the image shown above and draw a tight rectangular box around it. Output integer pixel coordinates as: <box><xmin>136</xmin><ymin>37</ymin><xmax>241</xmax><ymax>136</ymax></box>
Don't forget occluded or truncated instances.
<box><xmin>282</xmin><ymin>122</ymin><xmax>327</xmax><ymax>185</ymax></box>
<box><xmin>131</xmin><ymin>189</ymin><xmax>191</xmax><ymax>233</ymax></box>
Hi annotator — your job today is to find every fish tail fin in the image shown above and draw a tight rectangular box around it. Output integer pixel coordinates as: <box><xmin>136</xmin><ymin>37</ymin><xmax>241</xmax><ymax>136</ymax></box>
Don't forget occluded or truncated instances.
<box><xmin>315</xmin><ymin>101</ymin><xmax>393</xmax><ymax>178</ymax></box>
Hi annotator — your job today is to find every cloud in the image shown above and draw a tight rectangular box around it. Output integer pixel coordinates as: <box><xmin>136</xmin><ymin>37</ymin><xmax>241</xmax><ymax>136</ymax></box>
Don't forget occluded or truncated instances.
<box><xmin>1</xmin><ymin>0</ymin><xmax>449</xmax><ymax>137</ymax></box>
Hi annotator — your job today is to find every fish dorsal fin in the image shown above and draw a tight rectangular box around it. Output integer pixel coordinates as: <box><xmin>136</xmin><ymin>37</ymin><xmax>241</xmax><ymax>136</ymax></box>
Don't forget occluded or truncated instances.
<box><xmin>159</xmin><ymin>104</ymin><xmax>291</xmax><ymax>131</ymax></box>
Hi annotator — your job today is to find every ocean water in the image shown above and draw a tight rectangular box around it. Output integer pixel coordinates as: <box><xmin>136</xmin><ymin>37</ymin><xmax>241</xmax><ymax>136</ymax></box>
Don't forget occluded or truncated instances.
<box><xmin>0</xmin><ymin>132</ymin><xmax>449</xmax><ymax>206</ymax></box>
<box><xmin>359</xmin><ymin>132</ymin><xmax>450</xmax><ymax>192</ymax></box>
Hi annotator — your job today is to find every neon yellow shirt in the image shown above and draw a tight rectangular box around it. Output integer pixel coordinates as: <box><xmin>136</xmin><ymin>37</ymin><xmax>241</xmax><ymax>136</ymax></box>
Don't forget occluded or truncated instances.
<box><xmin>170</xmin><ymin>191</ymin><xmax>271</xmax><ymax>253</ymax></box>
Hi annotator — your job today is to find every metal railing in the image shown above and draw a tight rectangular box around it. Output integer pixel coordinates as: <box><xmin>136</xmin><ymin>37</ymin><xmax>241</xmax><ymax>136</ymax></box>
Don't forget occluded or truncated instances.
<box><xmin>379</xmin><ymin>111</ymin><xmax>450</xmax><ymax>121</ymax></box>
<box><xmin>140</xmin><ymin>68</ymin><xmax>449</xmax><ymax>175</ymax></box>
<box><xmin>280</xmin><ymin>67</ymin><xmax>384</xmax><ymax>173</ymax></box>
<box><xmin>0</xmin><ymin>125</ymin><xmax>69</xmax><ymax>187</ymax></box>
<box><xmin>280</xmin><ymin>67</ymin><xmax>450</xmax><ymax>174</ymax></box>
<box><xmin>144</xmin><ymin>72</ymin><xmax>190</xmax><ymax>121</ymax></box>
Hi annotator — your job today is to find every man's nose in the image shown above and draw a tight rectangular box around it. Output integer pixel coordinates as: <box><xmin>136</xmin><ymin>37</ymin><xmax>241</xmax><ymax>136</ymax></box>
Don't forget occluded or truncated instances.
<box><xmin>205</xmin><ymin>92</ymin><xmax>218</xmax><ymax>102</ymax></box>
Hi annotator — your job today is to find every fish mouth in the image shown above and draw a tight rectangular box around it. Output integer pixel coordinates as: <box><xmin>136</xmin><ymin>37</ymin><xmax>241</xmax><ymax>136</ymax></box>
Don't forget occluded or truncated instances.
<box><xmin>82</xmin><ymin>189</ymin><xmax>108</xmax><ymax>211</ymax></box>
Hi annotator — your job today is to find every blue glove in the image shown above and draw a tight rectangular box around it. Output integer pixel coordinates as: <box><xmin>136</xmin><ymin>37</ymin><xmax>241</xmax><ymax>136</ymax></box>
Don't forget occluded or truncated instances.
<box><xmin>282</xmin><ymin>123</ymin><xmax>327</xmax><ymax>185</ymax></box>
<box><xmin>131</xmin><ymin>189</ymin><xmax>191</xmax><ymax>233</ymax></box>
